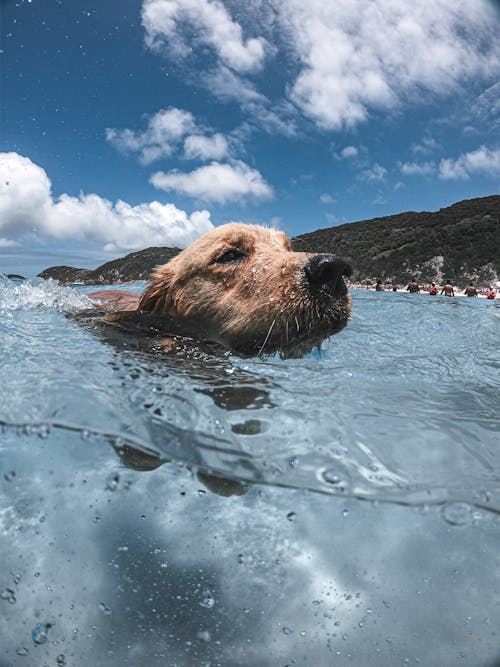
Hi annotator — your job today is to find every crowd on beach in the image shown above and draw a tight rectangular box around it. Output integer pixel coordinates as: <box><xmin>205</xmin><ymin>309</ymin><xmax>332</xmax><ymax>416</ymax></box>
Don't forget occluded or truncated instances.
<box><xmin>351</xmin><ymin>278</ymin><xmax>499</xmax><ymax>299</ymax></box>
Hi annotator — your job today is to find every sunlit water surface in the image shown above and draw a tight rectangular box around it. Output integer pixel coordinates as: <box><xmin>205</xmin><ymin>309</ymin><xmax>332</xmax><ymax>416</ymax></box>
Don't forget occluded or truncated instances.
<box><xmin>1</xmin><ymin>276</ymin><xmax>499</xmax><ymax>666</ymax></box>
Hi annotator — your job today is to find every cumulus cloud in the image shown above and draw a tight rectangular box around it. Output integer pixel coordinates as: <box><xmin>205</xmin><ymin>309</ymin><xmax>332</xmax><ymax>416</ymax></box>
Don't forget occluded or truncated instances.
<box><xmin>340</xmin><ymin>146</ymin><xmax>358</xmax><ymax>159</ymax></box>
<box><xmin>141</xmin><ymin>1</ymin><xmax>500</xmax><ymax>134</ymax></box>
<box><xmin>285</xmin><ymin>0</ymin><xmax>500</xmax><ymax>129</ymax></box>
<box><xmin>150</xmin><ymin>160</ymin><xmax>273</xmax><ymax>204</ymax></box>
<box><xmin>319</xmin><ymin>193</ymin><xmax>335</xmax><ymax>204</ymax></box>
<box><xmin>438</xmin><ymin>146</ymin><xmax>500</xmax><ymax>180</ymax></box>
<box><xmin>183</xmin><ymin>133</ymin><xmax>229</xmax><ymax>160</ymax></box>
<box><xmin>141</xmin><ymin>0</ymin><xmax>268</xmax><ymax>73</ymax></box>
<box><xmin>359</xmin><ymin>163</ymin><xmax>387</xmax><ymax>182</ymax></box>
<box><xmin>106</xmin><ymin>107</ymin><xmax>233</xmax><ymax>165</ymax></box>
<box><xmin>399</xmin><ymin>161</ymin><xmax>437</xmax><ymax>176</ymax></box>
<box><xmin>0</xmin><ymin>152</ymin><xmax>213</xmax><ymax>252</ymax></box>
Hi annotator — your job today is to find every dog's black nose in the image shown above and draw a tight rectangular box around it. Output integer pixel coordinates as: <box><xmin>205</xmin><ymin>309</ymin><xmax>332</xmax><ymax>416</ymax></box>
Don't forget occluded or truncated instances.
<box><xmin>304</xmin><ymin>255</ymin><xmax>352</xmax><ymax>297</ymax></box>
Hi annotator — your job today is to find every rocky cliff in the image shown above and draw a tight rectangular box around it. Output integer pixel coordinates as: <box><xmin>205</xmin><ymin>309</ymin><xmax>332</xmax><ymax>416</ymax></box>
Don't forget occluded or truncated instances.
<box><xmin>292</xmin><ymin>195</ymin><xmax>500</xmax><ymax>284</ymax></box>
<box><xmin>38</xmin><ymin>246</ymin><xmax>181</xmax><ymax>284</ymax></box>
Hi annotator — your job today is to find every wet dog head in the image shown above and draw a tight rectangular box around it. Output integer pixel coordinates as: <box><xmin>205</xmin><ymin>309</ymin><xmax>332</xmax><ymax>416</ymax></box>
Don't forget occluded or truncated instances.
<box><xmin>139</xmin><ymin>223</ymin><xmax>351</xmax><ymax>358</ymax></box>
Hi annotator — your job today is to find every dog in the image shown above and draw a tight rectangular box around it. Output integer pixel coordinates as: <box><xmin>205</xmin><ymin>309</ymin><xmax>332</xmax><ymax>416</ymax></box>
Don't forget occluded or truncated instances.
<box><xmin>88</xmin><ymin>223</ymin><xmax>351</xmax><ymax>359</ymax></box>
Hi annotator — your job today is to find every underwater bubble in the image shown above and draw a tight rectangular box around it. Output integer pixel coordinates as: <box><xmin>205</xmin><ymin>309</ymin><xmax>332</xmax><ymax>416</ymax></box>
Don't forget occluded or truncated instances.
<box><xmin>442</xmin><ymin>502</ymin><xmax>472</xmax><ymax>526</ymax></box>
<box><xmin>320</xmin><ymin>467</ymin><xmax>351</xmax><ymax>490</ymax></box>
<box><xmin>286</xmin><ymin>512</ymin><xmax>297</xmax><ymax>522</ymax></box>
<box><xmin>1</xmin><ymin>587</ymin><xmax>16</xmax><ymax>604</ymax></box>
<box><xmin>282</xmin><ymin>626</ymin><xmax>294</xmax><ymax>635</ymax></box>
<box><xmin>56</xmin><ymin>655</ymin><xmax>66</xmax><ymax>666</ymax></box>
<box><xmin>199</xmin><ymin>590</ymin><xmax>215</xmax><ymax>609</ymax></box>
<box><xmin>288</xmin><ymin>456</ymin><xmax>299</xmax><ymax>468</ymax></box>
<box><xmin>99</xmin><ymin>602</ymin><xmax>112</xmax><ymax>615</ymax></box>
<box><xmin>16</xmin><ymin>647</ymin><xmax>29</xmax><ymax>656</ymax></box>
<box><xmin>32</xmin><ymin>622</ymin><xmax>52</xmax><ymax>645</ymax></box>
<box><xmin>105</xmin><ymin>472</ymin><xmax>120</xmax><ymax>492</ymax></box>
<box><xmin>3</xmin><ymin>470</ymin><xmax>16</xmax><ymax>482</ymax></box>
<box><xmin>197</xmin><ymin>630</ymin><xmax>211</xmax><ymax>642</ymax></box>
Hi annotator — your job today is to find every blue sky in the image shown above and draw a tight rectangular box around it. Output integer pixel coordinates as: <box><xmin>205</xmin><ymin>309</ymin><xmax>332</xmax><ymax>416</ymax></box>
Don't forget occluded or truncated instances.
<box><xmin>1</xmin><ymin>0</ymin><xmax>499</xmax><ymax>276</ymax></box>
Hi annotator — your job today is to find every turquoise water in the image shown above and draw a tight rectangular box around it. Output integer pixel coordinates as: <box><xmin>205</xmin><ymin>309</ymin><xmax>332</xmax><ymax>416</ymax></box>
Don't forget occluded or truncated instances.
<box><xmin>1</xmin><ymin>275</ymin><xmax>500</xmax><ymax>666</ymax></box>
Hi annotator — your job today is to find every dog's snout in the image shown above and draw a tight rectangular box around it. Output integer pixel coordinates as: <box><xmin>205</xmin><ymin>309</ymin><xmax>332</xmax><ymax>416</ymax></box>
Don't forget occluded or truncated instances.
<box><xmin>304</xmin><ymin>255</ymin><xmax>351</xmax><ymax>297</ymax></box>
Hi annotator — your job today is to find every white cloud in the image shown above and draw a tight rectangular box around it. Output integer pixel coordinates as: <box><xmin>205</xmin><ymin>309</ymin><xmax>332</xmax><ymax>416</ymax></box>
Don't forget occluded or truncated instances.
<box><xmin>399</xmin><ymin>161</ymin><xmax>437</xmax><ymax>176</ymax></box>
<box><xmin>340</xmin><ymin>146</ymin><xmax>358</xmax><ymax>159</ymax></box>
<box><xmin>438</xmin><ymin>146</ymin><xmax>500</xmax><ymax>180</ymax></box>
<box><xmin>360</xmin><ymin>163</ymin><xmax>387</xmax><ymax>182</ymax></box>
<box><xmin>183</xmin><ymin>133</ymin><xmax>229</xmax><ymax>160</ymax></box>
<box><xmin>319</xmin><ymin>193</ymin><xmax>335</xmax><ymax>204</ymax></box>
<box><xmin>142</xmin><ymin>0</ymin><xmax>268</xmax><ymax>73</ymax></box>
<box><xmin>106</xmin><ymin>107</ymin><xmax>197</xmax><ymax>164</ymax></box>
<box><xmin>0</xmin><ymin>152</ymin><xmax>213</xmax><ymax>252</ymax></box>
<box><xmin>107</xmin><ymin>106</ymin><xmax>235</xmax><ymax>164</ymax></box>
<box><xmin>150</xmin><ymin>160</ymin><xmax>273</xmax><ymax>204</ymax></box>
<box><xmin>0</xmin><ymin>238</ymin><xmax>19</xmax><ymax>248</ymax></box>
<box><xmin>411</xmin><ymin>136</ymin><xmax>440</xmax><ymax>156</ymax></box>
<box><xmin>287</xmin><ymin>0</ymin><xmax>500</xmax><ymax>129</ymax></box>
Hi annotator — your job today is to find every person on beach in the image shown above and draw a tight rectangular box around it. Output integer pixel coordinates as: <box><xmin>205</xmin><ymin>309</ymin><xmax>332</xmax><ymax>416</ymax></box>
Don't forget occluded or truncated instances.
<box><xmin>375</xmin><ymin>279</ymin><xmax>385</xmax><ymax>291</ymax></box>
<box><xmin>406</xmin><ymin>278</ymin><xmax>420</xmax><ymax>293</ymax></box>
<box><xmin>429</xmin><ymin>282</ymin><xmax>438</xmax><ymax>295</ymax></box>
<box><xmin>464</xmin><ymin>282</ymin><xmax>478</xmax><ymax>297</ymax></box>
<box><xmin>440</xmin><ymin>280</ymin><xmax>455</xmax><ymax>297</ymax></box>
<box><xmin>487</xmin><ymin>287</ymin><xmax>496</xmax><ymax>300</ymax></box>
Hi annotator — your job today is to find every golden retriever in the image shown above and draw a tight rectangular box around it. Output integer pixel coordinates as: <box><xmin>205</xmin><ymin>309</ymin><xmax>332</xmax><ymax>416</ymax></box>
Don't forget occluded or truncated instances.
<box><xmin>89</xmin><ymin>223</ymin><xmax>351</xmax><ymax>358</ymax></box>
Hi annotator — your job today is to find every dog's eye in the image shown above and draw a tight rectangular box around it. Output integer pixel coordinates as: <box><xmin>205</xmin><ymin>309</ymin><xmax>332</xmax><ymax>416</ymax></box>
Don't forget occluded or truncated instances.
<box><xmin>213</xmin><ymin>248</ymin><xmax>247</xmax><ymax>264</ymax></box>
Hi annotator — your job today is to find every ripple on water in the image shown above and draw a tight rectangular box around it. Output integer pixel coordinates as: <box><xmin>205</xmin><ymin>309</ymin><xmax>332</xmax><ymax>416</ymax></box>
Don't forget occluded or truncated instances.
<box><xmin>0</xmin><ymin>282</ymin><xmax>499</xmax><ymax>514</ymax></box>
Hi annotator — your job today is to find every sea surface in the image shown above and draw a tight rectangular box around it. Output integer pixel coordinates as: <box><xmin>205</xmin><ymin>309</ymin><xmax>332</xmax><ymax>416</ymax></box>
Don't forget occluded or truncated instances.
<box><xmin>1</xmin><ymin>275</ymin><xmax>499</xmax><ymax>666</ymax></box>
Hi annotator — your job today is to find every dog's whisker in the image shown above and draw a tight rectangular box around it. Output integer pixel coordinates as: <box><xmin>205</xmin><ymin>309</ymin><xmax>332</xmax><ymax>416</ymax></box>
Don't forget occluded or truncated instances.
<box><xmin>258</xmin><ymin>318</ymin><xmax>276</xmax><ymax>357</ymax></box>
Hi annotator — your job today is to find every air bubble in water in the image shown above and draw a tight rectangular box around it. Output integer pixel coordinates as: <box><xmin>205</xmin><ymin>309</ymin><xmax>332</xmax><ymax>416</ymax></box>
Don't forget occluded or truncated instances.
<box><xmin>105</xmin><ymin>472</ymin><xmax>120</xmax><ymax>491</ymax></box>
<box><xmin>282</xmin><ymin>626</ymin><xmax>294</xmax><ymax>635</ymax></box>
<box><xmin>442</xmin><ymin>502</ymin><xmax>472</xmax><ymax>526</ymax></box>
<box><xmin>3</xmin><ymin>470</ymin><xmax>16</xmax><ymax>482</ymax></box>
<box><xmin>99</xmin><ymin>602</ymin><xmax>112</xmax><ymax>615</ymax></box>
<box><xmin>56</xmin><ymin>655</ymin><xmax>66</xmax><ymax>666</ymax></box>
<box><xmin>16</xmin><ymin>647</ymin><xmax>29</xmax><ymax>656</ymax></box>
<box><xmin>199</xmin><ymin>590</ymin><xmax>215</xmax><ymax>609</ymax></box>
<box><xmin>0</xmin><ymin>587</ymin><xmax>16</xmax><ymax>604</ymax></box>
<box><xmin>320</xmin><ymin>467</ymin><xmax>350</xmax><ymax>490</ymax></box>
<box><xmin>31</xmin><ymin>622</ymin><xmax>52</xmax><ymax>645</ymax></box>
<box><xmin>286</xmin><ymin>512</ymin><xmax>297</xmax><ymax>522</ymax></box>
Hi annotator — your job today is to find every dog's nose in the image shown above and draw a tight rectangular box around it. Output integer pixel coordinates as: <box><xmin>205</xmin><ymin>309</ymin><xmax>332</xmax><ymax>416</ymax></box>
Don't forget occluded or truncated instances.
<box><xmin>304</xmin><ymin>255</ymin><xmax>352</xmax><ymax>297</ymax></box>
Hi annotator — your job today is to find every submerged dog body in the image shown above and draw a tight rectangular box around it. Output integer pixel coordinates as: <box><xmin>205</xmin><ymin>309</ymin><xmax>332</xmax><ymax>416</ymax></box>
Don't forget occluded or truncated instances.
<box><xmin>90</xmin><ymin>223</ymin><xmax>351</xmax><ymax>358</ymax></box>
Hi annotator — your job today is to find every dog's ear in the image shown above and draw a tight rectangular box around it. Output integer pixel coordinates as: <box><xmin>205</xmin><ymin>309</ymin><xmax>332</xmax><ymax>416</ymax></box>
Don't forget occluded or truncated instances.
<box><xmin>138</xmin><ymin>265</ymin><xmax>174</xmax><ymax>314</ymax></box>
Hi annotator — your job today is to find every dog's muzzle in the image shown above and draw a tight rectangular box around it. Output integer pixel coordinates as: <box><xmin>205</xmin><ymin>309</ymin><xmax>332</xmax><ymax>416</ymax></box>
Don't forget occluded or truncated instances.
<box><xmin>304</xmin><ymin>255</ymin><xmax>352</xmax><ymax>298</ymax></box>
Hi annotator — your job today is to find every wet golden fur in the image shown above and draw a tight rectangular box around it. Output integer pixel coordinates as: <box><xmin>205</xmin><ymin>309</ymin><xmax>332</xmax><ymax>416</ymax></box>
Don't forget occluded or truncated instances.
<box><xmin>138</xmin><ymin>223</ymin><xmax>351</xmax><ymax>357</ymax></box>
<box><xmin>92</xmin><ymin>223</ymin><xmax>351</xmax><ymax>358</ymax></box>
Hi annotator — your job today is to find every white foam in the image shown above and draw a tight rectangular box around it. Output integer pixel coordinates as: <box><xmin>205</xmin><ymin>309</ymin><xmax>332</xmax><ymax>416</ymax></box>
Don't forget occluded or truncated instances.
<box><xmin>0</xmin><ymin>275</ymin><xmax>92</xmax><ymax>312</ymax></box>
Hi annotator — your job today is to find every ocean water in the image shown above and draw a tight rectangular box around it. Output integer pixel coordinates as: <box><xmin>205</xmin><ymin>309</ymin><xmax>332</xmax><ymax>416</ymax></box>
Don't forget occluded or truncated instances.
<box><xmin>1</xmin><ymin>275</ymin><xmax>499</xmax><ymax>666</ymax></box>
